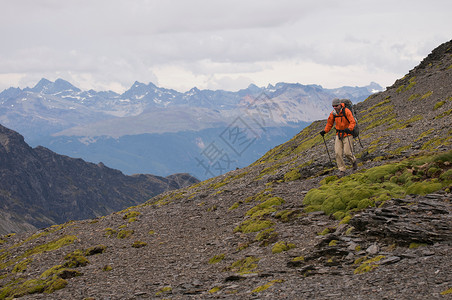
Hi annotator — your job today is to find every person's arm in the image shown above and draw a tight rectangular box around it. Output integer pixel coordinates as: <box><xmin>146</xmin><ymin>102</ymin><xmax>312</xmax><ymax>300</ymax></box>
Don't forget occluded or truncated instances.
<box><xmin>324</xmin><ymin>113</ymin><xmax>335</xmax><ymax>133</ymax></box>
<box><xmin>345</xmin><ymin>108</ymin><xmax>356</xmax><ymax>131</ymax></box>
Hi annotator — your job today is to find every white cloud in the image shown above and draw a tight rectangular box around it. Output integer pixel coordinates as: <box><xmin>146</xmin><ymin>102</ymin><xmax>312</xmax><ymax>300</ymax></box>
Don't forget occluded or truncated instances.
<box><xmin>0</xmin><ymin>0</ymin><xmax>451</xmax><ymax>93</ymax></box>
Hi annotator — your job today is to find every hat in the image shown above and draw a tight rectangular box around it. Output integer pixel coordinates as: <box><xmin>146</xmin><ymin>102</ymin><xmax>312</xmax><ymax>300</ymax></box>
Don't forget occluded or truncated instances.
<box><xmin>332</xmin><ymin>98</ymin><xmax>341</xmax><ymax>106</ymax></box>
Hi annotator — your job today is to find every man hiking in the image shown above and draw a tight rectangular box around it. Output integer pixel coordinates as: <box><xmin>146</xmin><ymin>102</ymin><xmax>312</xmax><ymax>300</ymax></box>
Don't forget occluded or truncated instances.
<box><xmin>320</xmin><ymin>98</ymin><xmax>358</xmax><ymax>174</ymax></box>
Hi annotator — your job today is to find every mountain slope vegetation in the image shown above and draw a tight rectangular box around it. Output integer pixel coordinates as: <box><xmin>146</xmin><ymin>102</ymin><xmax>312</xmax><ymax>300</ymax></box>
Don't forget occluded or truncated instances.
<box><xmin>0</xmin><ymin>40</ymin><xmax>451</xmax><ymax>299</ymax></box>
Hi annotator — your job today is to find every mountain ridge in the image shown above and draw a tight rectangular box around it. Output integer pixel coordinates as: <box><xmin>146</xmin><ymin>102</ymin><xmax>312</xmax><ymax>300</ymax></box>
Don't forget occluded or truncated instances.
<box><xmin>0</xmin><ymin>79</ymin><xmax>381</xmax><ymax>138</ymax></box>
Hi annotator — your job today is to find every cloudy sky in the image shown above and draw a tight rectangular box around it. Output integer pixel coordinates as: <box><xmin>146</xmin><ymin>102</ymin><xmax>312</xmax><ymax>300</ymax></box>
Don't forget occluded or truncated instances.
<box><xmin>0</xmin><ymin>0</ymin><xmax>451</xmax><ymax>93</ymax></box>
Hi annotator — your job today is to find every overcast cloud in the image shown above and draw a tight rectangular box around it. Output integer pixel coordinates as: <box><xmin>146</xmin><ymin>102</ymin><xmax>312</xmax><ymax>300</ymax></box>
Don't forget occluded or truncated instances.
<box><xmin>0</xmin><ymin>0</ymin><xmax>451</xmax><ymax>93</ymax></box>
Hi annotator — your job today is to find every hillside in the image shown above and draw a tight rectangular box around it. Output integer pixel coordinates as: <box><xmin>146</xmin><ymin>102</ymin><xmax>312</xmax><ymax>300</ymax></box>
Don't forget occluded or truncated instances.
<box><xmin>0</xmin><ymin>40</ymin><xmax>451</xmax><ymax>299</ymax></box>
<box><xmin>0</xmin><ymin>125</ymin><xmax>199</xmax><ymax>235</ymax></box>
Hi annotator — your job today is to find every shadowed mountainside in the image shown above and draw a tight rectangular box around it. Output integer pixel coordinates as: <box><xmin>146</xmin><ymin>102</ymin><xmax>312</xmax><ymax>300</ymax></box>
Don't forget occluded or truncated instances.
<box><xmin>0</xmin><ymin>125</ymin><xmax>199</xmax><ymax>235</ymax></box>
<box><xmin>0</xmin><ymin>40</ymin><xmax>451</xmax><ymax>299</ymax></box>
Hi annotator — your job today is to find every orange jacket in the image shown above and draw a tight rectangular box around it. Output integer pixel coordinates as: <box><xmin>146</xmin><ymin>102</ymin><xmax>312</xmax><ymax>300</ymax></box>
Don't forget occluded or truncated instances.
<box><xmin>324</xmin><ymin>103</ymin><xmax>356</xmax><ymax>136</ymax></box>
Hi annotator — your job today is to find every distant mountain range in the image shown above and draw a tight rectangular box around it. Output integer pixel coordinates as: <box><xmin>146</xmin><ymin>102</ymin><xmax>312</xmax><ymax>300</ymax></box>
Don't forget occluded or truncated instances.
<box><xmin>0</xmin><ymin>79</ymin><xmax>382</xmax><ymax>179</ymax></box>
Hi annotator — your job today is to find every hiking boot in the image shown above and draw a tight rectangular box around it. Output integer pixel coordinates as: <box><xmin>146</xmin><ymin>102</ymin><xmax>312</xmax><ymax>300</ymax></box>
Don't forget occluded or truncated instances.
<box><xmin>353</xmin><ymin>160</ymin><xmax>358</xmax><ymax>170</ymax></box>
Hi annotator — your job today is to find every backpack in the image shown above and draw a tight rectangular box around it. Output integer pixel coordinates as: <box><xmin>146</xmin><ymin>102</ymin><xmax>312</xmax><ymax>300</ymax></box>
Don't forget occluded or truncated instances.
<box><xmin>337</xmin><ymin>99</ymin><xmax>359</xmax><ymax>138</ymax></box>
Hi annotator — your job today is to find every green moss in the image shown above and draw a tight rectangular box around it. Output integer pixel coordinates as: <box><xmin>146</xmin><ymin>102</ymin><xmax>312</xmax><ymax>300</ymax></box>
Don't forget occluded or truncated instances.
<box><xmin>24</xmin><ymin>235</ymin><xmax>77</xmax><ymax>258</ymax></box>
<box><xmin>434</xmin><ymin>150</ymin><xmax>452</xmax><ymax>163</ymax></box>
<box><xmin>370</xmin><ymin>98</ymin><xmax>391</xmax><ymax>108</ymax></box>
<box><xmin>12</xmin><ymin>258</ymin><xmax>33</xmax><ymax>273</ymax></box>
<box><xmin>117</xmin><ymin>230</ymin><xmax>134</xmax><ymax>239</ymax></box>
<box><xmin>255</xmin><ymin>228</ymin><xmax>278</xmax><ymax>246</ymax></box>
<box><xmin>405</xmin><ymin>77</ymin><xmax>416</xmax><ymax>90</ymax></box>
<box><xmin>131</xmin><ymin>241</ymin><xmax>147</xmax><ymax>248</ymax></box>
<box><xmin>229</xmin><ymin>202</ymin><xmax>241</xmax><ymax>210</ymax></box>
<box><xmin>40</xmin><ymin>265</ymin><xmax>64</xmax><ymax>279</ymax></box>
<box><xmin>104</xmin><ymin>228</ymin><xmax>117</xmax><ymax>237</ymax></box>
<box><xmin>207</xmin><ymin>172</ymin><xmax>249</xmax><ymax>190</ymax></box>
<box><xmin>440</xmin><ymin>169</ymin><xmax>452</xmax><ymax>181</ymax></box>
<box><xmin>434</xmin><ymin>101</ymin><xmax>446</xmax><ymax>110</ymax></box>
<box><xmin>364</xmin><ymin>111</ymin><xmax>398</xmax><ymax>130</ymax></box>
<box><xmin>272</xmin><ymin>241</ymin><xmax>296</xmax><ymax>254</ymax></box>
<box><xmin>409</xmin><ymin>242</ymin><xmax>427</xmax><ymax>249</ymax></box>
<box><xmin>207</xmin><ymin>205</ymin><xmax>217</xmax><ymax>212</ymax></box>
<box><xmin>255</xmin><ymin>162</ymin><xmax>284</xmax><ymax>179</ymax></box>
<box><xmin>246</xmin><ymin>196</ymin><xmax>284</xmax><ymax>218</ymax></box>
<box><xmin>102</xmin><ymin>265</ymin><xmax>113</xmax><ymax>271</ymax></box>
<box><xmin>294</xmin><ymin>134</ymin><xmax>324</xmax><ymax>154</ymax></box>
<box><xmin>208</xmin><ymin>254</ymin><xmax>225</xmax><ymax>264</ymax></box>
<box><xmin>284</xmin><ymin>169</ymin><xmax>301</xmax><ymax>182</ymax></box>
<box><xmin>275</xmin><ymin>209</ymin><xmax>300</xmax><ymax>222</ymax></box>
<box><xmin>1</xmin><ymin>269</ymin><xmax>71</xmax><ymax>299</ymax></box>
<box><xmin>228</xmin><ymin>256</ymin><xmax>260</xmax><ymax>274</ymax></box>
<box><xmin>45</xmin><ymin>276</ymin><xmax>68</xmax><ymax>293</ymax></box>
<box><xmin>123</xmin><ymin>211</ymin><xmax>141</xmax><ymax>220</ymax></box>
<box><xmin>210</xmin><ymin>181</ymin><xmax>227</xmax><ymax>190</ymax></box>
<box><xmin>0</xmin><ymin>278</ymin><xmax>46</xmax><ymax>298</ymax></box>
<box><xmin>85</xmin><ymin>245</ymin><xmax>107</xmax><ymax>256</ymax></box>
<box><xmin>406</xmin><ymin>181</ymin><xmax>443</xmax><ymax>195</ymax></box>
<box><xmin>354</xmin><ymin>255</ymin><xmax>385</xmax><ymax>274</ymax></box>
<box><xmin>320</xmin><ymin>175</ymin><xmax>339</xmax><ymax>185</ymax></box>
<box><xmin>345</xmin><ymin>227</ymin><xmax>355</xmax><ymax>235</ymax></box>
<box><xmin>253</xmin><ymin>123</ymin><xmax>320</xmax><ymax>165</ymax></box>
<box><xmin>339</xmin><ymin>215</ymin><xmax>351</xmax><ymax>224</ymax></box>
<box><xmin>303</xmin><ymin>151</ymin><xmax>452</xmax><ymax>216</ymax></box>
<box><xmin>441</xmin><ymin>287</ymin><xmax>452</xmax><ymax>295</ymax></box>
<box><xmin>318</xmin><ymin>228</ymin><xmax>331</xmax><ymax>235</ymax></box>
<box><xmin>389</xmin><ymin>115</ymin><xmax>423</xmax><ymax>130</ymax></box>
<box><xmin>292</xmin><ymin>256</ymin><xmax>304</xmax><ymax>262</ymax></box>
<box><xmin>421</xmin><ymin>136</ymin><xmax>452</xmax><ymax>150</ymax></box>
<box><xmin>421</xmin><ymin>91</ymin><xmax>433</xmax><ymax>99</ymax></box>
<box><xmin>333</xmin><ymin>211</ymin><xmax>346</xmax><ymax>220</ymax></box>
<box><xmin>209</xmin><ymin>286</ymin><xmax>221</xmax><ymax>293</ymax></box>
<box><xmin>408</xmin><ymin>94</ymin><xmax>421</xmax><ymax>101</ymax></box>
<box><xmin>415</xmin><ymin>129</ymin><xmax>434</xmax><ymax>141</ymax></box>
<box><xmin>234</xmin><ymin>219</ymin><xmax>274</xmax><ymax>233</ymax></box>
<box><xmin>434</xmin><ymin>108</ymin><xmax>452</xmax><ymax>119</ymax></box>
<box><xmin>328</xmin><ymin>240</ymin><xmax>338</xmax><ymax>246</ymax></box>
<box><xmin>148</xmin><ymin>230</ymin><xmax>156</xmax><ymax>235</ymax></box>
<box><xmin>149</xmin><ymin>190</ymin><xmax>187</xmax><ymax>207</ymax></box>
<box><xmin>64</xmin><ymin>250</ymin><xmax>89</xmax><ymax>268</ymax></box>
<box><xmin>427</xmin><ymin>167</ymin><xmax>441</xmax><ymax>177</ymax></box>
<box><xmin>251</xmin><ymin>279</ymin><xmax>283</xmax><ymax>293</ymax></box>
<box><xmin>155</xmin><ymin>286</ymin><xmax>172</xmax><ymax>296</ymax></box>
<box><xmin>237</xmin><ymin>242</ymin><xmax>250</xmax><ymax>251</ymax></box>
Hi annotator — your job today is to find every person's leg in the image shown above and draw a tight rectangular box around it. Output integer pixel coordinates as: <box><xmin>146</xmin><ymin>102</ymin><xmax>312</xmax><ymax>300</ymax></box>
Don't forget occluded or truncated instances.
<box><xmin>334</xmin><ymin>135</ymin><xmax>346</xmax><ymax>172</ymax></box>
<box><xmin>344</xmin><ymin>135</ymin><xmax>357</xmax><ymax>169</ymax></box>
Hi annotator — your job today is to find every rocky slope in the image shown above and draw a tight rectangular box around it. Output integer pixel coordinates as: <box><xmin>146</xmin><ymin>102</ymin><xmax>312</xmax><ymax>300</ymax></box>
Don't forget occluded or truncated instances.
<box><xmin>0</xmin><ymin>125</ymin><xmax>199</xmax><ymax>235</ymax></box>
<box><xmin>0</xmin><ymin>40</ymin><xmax>451</xmax><ymax>299</ymax></box>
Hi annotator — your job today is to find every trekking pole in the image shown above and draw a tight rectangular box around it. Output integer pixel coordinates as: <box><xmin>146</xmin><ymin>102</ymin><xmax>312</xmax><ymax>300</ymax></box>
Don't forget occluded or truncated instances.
<box><xmin>322</xmin><ymin>135</ymin><xmax>333</xmax><ymax>165</ymax></box>
<box><xmin>346</xmin><ymin>135</ymin><xmax>355</xmax><ymax>156</ymax></box>
<box><xmin>357</xmin><ymin>135</ymin><xmax>364</xmax><ymax>148</ymax></box>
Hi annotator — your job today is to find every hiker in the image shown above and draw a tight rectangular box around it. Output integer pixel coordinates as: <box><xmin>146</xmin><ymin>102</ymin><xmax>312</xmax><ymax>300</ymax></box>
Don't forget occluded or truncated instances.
<box><xmin>320</xmin><ymin>98</ymin><xmax>357</xmax><ymax>174</ymax></box>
